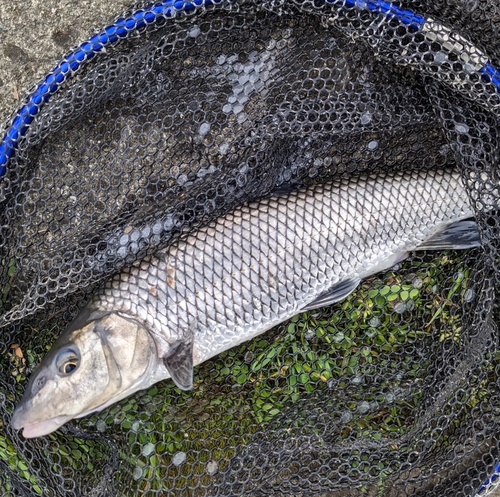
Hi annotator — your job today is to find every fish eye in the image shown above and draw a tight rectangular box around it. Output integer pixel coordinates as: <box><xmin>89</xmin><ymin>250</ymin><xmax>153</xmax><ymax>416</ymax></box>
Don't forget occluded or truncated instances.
<box><xmin>55</xmin><ymin>348</ymin><xmax>80</xmax><ymax>376</ymax></box>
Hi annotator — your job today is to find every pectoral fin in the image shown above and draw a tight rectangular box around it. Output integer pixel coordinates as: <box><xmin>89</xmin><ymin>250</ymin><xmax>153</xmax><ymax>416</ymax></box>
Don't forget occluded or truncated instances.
<box><xmin>271</xmin><ymin>182</ymin><xmax>301</xmax><ymax>196</ymax></box>
<box><xmin>416</xmin><ymin>219</ymin><xmax>480</xmax><ymax>250</ymax></box>
<box><xmin>163</xmin><ymin>335</ymin><xmax>194</xmax><ymax>391</ymax></box>
<box><xmin>303</xmin><ymin>278</ymin><xmax>361</xmax><ymax>311</ymax></box>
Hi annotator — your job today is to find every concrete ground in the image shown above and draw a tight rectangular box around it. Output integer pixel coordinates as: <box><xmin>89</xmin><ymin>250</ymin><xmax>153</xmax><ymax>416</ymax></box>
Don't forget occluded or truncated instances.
<box><xmin>0</xmin><ymin>0</ymin><xmax>129</xmax><ymax>122</ymax></box>
<box><xmin>0</xmin><ymin>1</ymin><xmax>498</xmax><ymax>496</ymax></box>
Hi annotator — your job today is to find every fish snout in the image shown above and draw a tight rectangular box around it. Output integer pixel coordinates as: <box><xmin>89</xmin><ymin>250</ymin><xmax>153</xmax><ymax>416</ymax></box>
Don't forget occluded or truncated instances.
<box><xmin>10</xmin><ymin>405</ymin><xmax>25</xmax><ymax>430</ymax></box>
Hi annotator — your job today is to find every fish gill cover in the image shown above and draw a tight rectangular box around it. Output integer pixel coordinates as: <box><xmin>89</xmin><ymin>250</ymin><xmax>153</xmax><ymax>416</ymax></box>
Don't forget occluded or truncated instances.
<box><xmin>0</xmin><ymin>0</ymin><xmax>500</xmax><ymax>495</ymax></box>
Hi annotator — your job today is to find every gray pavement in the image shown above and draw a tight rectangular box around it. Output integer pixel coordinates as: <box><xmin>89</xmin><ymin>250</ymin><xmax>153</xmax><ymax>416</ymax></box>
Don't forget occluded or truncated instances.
<box><xmin>0</xmin><ymin>1</ymin><xmax>498</xmax><ymax>496</ymax></box>
<box><xmin>0</xmin><ymin>0</ymin><xmax>129</xmax><ymax>122</ymax></box>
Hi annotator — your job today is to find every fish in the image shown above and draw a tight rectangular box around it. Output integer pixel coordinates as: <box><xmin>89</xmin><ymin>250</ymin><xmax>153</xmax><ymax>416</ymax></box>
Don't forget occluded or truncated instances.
<box><xmin>10</xmin><ymin>168</ymin><xmax>481</xmax><ymax>438</ymax></box>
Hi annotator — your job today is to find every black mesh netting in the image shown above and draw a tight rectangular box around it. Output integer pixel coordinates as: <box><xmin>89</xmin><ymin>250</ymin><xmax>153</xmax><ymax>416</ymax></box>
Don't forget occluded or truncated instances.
<box><xmin>2</xmin><ymin>0</ymin><xmax>500</xmax><ymax>495</ymax></box>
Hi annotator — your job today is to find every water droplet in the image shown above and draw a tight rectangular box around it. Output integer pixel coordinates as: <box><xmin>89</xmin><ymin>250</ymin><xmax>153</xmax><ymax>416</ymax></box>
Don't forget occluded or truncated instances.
<box><xmin>394</xmin><ymin>302</ymin><xmax>406</xmax><ymax>314</ymax></box>
<box><xmin>163</xmin><ymin>215</ymin><xmax>175</xmax><ymax>230</ymax></box>
<box><xmin>308</xmin><ymin>167</ymin><xmax>318</xmax><ymax>177</ymax></box>
<box><xmin>177</xmin><ymin>174</ymin><xmax>188</xmax><ymax>186</ymax></box>
<box><xmin>351</xmin><ymin>376</ymin><xmax>363</xmax><ymax>385</ymax></box>
<box><xmin>199</xmin><ymin>122</ymin><xmax>210</xmax><ymax>136</ymax></box>
<box><xmin>464</xmin><ymin>288</ymin><xmax>475</xmax><ymax>302</ymax></box>
<box><xmin>173</xmin><ymin>452</ymin><xmax>186</xmax><ymax>466</ymax></box>
<box><xmin>142</xmin><ymin>442</ymin><xmax>155</xmax><ymax>457</ymax></box>
<box><xmin>206</xmin><ymin>460</ymin><xmax>218</xmax><ymax>476</ymax></box>
<box><xmin>244</xmin><ymin>351</ymin><xmax>255</xmax><ymax>363</ymax></box>
<box><xmin>340</xmin><ymin>411</ymin><xmax>352</xmax><ymax>423</ymax></box>
<box><xmin>96</xmin><ymin>420</ymin><xmax>107</xmax><ymax>432</ymax></box>
<box><xmin>233</xmin><ymin>104</ymin><xmax>244</xmax><ymax>114</ymax></box>
<box><xmin>434</xmin><ymin>52</ymin><xmax>448</xmax><ymax>64</ymax></box>
<box><xmin>152</xmin><ymin>221</ymin><xmax>162</xmax><ymax>235</ymax></box>
<box><xmin>360</xmin><ymin>112</ymin><xmax>372</xmax><ymax>125</ymax></box>
<box><xmin>189</xmin><ymin>26</ymin><xmax>200</xmax><ymax>38</ymax></box>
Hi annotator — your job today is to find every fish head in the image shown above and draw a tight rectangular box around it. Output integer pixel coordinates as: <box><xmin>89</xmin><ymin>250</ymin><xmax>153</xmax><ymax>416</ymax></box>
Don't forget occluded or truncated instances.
<box><xmin>11</xmin><ymin>310</ymin><xmax>159</xmax><ymax>438</ymax></box>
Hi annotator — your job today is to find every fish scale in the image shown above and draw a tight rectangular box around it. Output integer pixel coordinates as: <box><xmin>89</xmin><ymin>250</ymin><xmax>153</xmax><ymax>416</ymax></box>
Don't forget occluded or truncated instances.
<box><xmin>11</xmin><ymin>167</ymin><xmax>481</xmax><ymax>438</ymax></box>
<box><xmin>93</xmin><ymin>168</ymin><xmax>472</xmax><ymax>362</ymax></box>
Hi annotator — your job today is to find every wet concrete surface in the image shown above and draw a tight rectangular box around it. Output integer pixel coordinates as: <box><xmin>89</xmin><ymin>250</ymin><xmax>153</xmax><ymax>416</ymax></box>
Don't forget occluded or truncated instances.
<box><xmin>0</xmin><ymin>0</ymin><xmax>129</xmax><ymax>122</ymax></box>
<box><xmin>0</xmin><ymin>1</ymin><xmax>499</xmax><ymax>496</ymax></box>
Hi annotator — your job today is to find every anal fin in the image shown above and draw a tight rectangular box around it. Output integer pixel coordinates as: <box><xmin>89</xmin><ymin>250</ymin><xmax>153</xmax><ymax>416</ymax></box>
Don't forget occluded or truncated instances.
<box><xmin>163</xmin><ymin>332</ymin><xmax>194</xmax><ymax>391</ymax></box>
<box><xmin>416</xmin><ymin>219</ymin><xmax>480</xmax><ymax>251</ymax></box>
<box><xmin>303</xmin><ymin>278</ymin><xmax>361</xmax><ymax>311</ymax></box>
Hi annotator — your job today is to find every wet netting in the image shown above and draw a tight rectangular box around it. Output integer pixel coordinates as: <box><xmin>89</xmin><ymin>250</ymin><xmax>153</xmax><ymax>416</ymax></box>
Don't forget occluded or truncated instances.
<box><xmin>2</xmin><ymin>0</ymin><xmax>500</xmax><ymax>495</ymax></box>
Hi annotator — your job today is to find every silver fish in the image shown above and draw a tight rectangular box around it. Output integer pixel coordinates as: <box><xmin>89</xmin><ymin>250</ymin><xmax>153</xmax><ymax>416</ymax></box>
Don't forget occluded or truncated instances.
<box><xmin>11</xmin><ymin>168</ymin><xmax>480</xmax><ymax>437</ymax></box>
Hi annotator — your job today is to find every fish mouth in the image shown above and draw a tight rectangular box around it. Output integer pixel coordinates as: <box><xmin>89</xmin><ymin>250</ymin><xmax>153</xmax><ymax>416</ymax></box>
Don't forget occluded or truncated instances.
<box><xmin>11</xmin><ymin>387</ymin><xmax>146</xmax><ymax>438</ymax></box>
<box><xmin>12</xmin><ymin>413</ymin><xmax>72</xmax><ymax>438</ymax></box>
